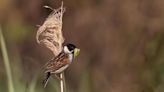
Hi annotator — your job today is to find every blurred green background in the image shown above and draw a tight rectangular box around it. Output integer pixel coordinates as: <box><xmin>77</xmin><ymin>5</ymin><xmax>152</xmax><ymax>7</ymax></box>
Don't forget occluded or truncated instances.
<box><xmin>1</xmin><ymin>0</ymin><xmax>164</xmax><ymax>92</ymax></box>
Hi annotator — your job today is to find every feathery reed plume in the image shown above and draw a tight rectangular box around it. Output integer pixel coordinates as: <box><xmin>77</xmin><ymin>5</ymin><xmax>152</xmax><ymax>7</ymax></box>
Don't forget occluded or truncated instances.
<box><xmin>36</xmin><ymin>2</ymin><xmax>65</xmax><ymax>56</ymax></box>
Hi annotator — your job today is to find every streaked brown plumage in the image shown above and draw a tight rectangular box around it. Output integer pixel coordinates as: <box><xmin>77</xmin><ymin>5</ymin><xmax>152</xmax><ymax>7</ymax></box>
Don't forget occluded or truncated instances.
<box><xmin>42</xmin><ymin>43</ymin><xmax>77</xmax><ymax>88</ymax></box>
<box><xmin>45</xmin><ymin>52</ymin><xmax>70</xmax><ymax>73</ymax></box>
<box><xmin>43</xmin><ymin>51</ymin><xmax>72</xmax><ymax>88</ymax></box>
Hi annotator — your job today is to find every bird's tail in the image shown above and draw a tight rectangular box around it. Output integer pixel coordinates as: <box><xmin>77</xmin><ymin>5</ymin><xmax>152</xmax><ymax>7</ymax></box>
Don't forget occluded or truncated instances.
<box><xmin>43</xmin><ymin>72</ymin><xmax>51</xmax><ymax>88</ymax></box>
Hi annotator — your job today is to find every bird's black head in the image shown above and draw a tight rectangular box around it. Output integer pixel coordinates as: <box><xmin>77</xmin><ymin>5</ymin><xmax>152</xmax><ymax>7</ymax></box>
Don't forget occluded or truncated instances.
<box><xmin>66</xmin><ymin>43</ymin><xmax>76</xmax><ymax>52</ymax></box>
<box><xmin>63</xmin><ymin>43</ymin><xmax>77</xmax><ymax>54</ymax></box>
<box><xmin>64</xmin><ymin>43</ymin><xmax>80</xmax><ymax>57</ymax></box>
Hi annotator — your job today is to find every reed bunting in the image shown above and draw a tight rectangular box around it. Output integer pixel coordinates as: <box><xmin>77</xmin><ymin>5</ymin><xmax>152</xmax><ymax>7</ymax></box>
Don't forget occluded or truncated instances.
<box><xmin>43</xmin><ymin>43</ymin><xmax>80</xmax><ymax>87</ymax></box>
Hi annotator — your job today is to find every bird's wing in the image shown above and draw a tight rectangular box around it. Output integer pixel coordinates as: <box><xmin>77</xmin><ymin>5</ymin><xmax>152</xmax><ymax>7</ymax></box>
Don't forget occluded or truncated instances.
<box><xmin>45</xmin><ymin>53</ymin><xmax>70</xmax><ymax>73</ymax></box>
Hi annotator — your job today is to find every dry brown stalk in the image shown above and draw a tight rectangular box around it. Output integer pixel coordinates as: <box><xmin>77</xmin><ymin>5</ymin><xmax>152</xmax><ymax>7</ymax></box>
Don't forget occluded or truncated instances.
<box><xmin>36</xmin><ymin>2</ymin><xmax>66</xmax><ymax>92</ymax></box>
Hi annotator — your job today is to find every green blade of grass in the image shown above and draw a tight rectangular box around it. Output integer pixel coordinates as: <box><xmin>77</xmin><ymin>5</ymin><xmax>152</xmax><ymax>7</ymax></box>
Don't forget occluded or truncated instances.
<box><xmin>28</xmin><ymin>76</ymin><xmax>37</xmax><ymax>92</ymax></box>
<box><xmin>0</xmin><ymin>27</ymin><xmax>15</xmax><ymax>92</ymax></box>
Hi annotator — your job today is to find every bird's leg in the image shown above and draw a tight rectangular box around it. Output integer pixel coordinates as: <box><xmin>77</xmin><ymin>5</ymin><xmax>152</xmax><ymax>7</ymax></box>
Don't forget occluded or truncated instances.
<box><xmin>43</xmin><ymin>72</ymin><xmax>51</xmax><ymax>88</ymax></box>
<box><xmin>54</xmin><ymin>74</ymin><xmax>63</xmax><ymax>80</ymax></box>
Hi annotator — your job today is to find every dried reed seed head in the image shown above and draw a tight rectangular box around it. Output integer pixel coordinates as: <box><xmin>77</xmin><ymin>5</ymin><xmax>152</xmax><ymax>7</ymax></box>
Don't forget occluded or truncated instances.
<box><xmin>36</xmin><ymin>3</ymin><xmax>65</xmax><ymax>56</ymax></box>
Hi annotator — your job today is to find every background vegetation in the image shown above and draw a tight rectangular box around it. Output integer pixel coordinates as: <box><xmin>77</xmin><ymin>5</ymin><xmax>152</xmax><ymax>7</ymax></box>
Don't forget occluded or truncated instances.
<box><xmin>1</xmin><ymin>0</ymin><xmax>164</xmax><ymax>92</ymax></box>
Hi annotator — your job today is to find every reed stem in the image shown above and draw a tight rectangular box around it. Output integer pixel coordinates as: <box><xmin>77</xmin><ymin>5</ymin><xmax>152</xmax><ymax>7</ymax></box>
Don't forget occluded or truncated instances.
<box><xmin>0</xmin><ymin>27</ymin><xmax>15</xmax><ymax>92</ymax></box>
<box><xmin>60</xmin><ymin>72</ymin><xmax>66</xmax><ymax>92</ymax></box>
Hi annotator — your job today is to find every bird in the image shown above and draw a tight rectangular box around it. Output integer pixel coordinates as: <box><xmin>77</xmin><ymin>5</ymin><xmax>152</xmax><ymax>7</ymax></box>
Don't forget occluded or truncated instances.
<box><xmin>43</xmin><ymin>43</ymin><xmax>80</xmax><ymax>88</ymax></box>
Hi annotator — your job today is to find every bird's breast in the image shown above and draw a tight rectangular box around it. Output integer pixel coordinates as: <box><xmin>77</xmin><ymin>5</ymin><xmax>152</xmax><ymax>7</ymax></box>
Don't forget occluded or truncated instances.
<box><xmin>54</xmin><ymin>64</ymin><xmax>69</xmax><ymax>73</ymax></box>
<box><xmin>68</xmin><ymin>54</ymin><xmax>73</xmax><ymax>63</ymax></box>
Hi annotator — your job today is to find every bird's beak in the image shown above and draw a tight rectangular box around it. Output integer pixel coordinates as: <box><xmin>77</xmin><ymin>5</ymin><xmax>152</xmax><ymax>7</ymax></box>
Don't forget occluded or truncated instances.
<box><xmin>74</xmin><ymin>48</ymin><xmax>80</xmax><ymax>57</ymax></box>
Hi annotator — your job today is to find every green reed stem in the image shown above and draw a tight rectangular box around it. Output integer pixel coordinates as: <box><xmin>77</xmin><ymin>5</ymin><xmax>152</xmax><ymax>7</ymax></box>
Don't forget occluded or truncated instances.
<box><xmin>0</xmin><ymin>27</ymin><xmax>15</xmax><ymax>92</ymax></box>
<box><xmin>60</xmin><ymin>72</ymin><xmax>66</xmax><ymax>92</ymax></box>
